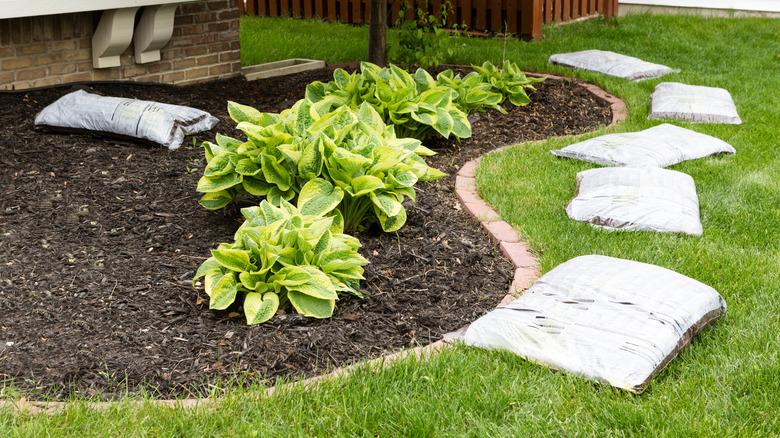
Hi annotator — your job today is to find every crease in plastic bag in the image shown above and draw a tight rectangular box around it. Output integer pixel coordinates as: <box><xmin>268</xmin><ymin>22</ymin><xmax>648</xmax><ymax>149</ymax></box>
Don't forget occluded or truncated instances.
<box><xmin>34</xmin><ymin>90</ymin><xmax>219</xmax><ymax>149</ymax></box>
<box><xmin>649</xmin><ymin>82</ymin><xmax>741</xmax><ymax>124</ymax></box>
<box><xmin>566</xmin><ymin>167</ymin><xmax>703</xmax><ymax>236</ymax></box>
<box><xmin>461</xmin><ymin>255</ymin><xmax>726</xmax><ymax>393</ymax></box>
<box><xmin>548</xmin><ymin>50</ymin><xmax>676</xmax><ymax>80</ymax></box>
<box><xmin>550</xmin><ymin>123</ymin><xmax>736</xmax><ymax>167</ymax></box>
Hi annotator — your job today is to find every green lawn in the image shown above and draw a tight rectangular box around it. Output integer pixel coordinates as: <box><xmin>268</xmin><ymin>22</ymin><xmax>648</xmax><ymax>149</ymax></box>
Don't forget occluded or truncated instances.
<box><xmin>3</xmin><ymin>13</ymin><xmax>780</xmax><ymax>436</ymax></box>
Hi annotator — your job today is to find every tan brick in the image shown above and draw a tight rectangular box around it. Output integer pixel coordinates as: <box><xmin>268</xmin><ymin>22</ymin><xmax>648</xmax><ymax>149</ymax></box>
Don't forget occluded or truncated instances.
<box><xmin>79</xmin><ymin>37</ymin><xmax>92</xmax><ymax>49</ymax></box>
<box><xmin>31</xmin><ymin>76</ymin><xmax>64</xmax><ymax>88</ymax></box>
<box><xmin>63</xmin><ymin>71</ymin><xmax>93</xmax><ymax>83</ymax></box>
<box><xmin>162</xmin><ymin>71</ymin><xmax>185</xmax><ymax>82</ymax></box>
<box><xmin>34</xmin><ymin>52</ymin><xmax>63</xmax><ymax>66</ymax></box>
<box><xmin>17</xmin><ymin>43</ymin><xmax>46</xmax><ymax>55</ymax></box>
<box><xmin>93</xmin><ymin>69</ymin><xmax>121</xmax><ymax>81</ymax></box>
<box><xmin>196</xmin><ymin>54</ymin><xmax>219</xmax><ymax>66</ymax></box>
<box><xmin>3</xmin><ymin>57</ymin><xmax>33</xmax><ymax>70</ymax></box>
<box><xmin>207</xmin><ymin>42</ymin><xmax>230</xmax><ymax>53</ymax></box>
<box><xmin>173</xmin><ymin>58</ymin><xmax>197</xmax><ymax>69</ymax></box>
<box><xmin>121</xmin><ymin>65</ymin><xmax>149</xmax><ymax>78</ymax></box>
<box><xmin>16</xmin><ymin>67</ymin><xmax>47</xmax><ymax>81</ymax></box>
<box><xmin>0</xmin><ymin>71</ymin><xmax>15</xmax><ymax>84</ymax></box>
<box><xmin>217</xmin><ymin>30</ymin><xmax>239</xmax><ymax>42</ymax></box>
<box><xmin>64</xmin><ymin>49</ymin><xmax>91</xmax><ymax>62</ymax></box>
<box><xmin>48</xmin><ymin>63</ymin><xmax>78</xmax><ymax>75</ymax></box>
<box><xmin>162</xmin><ymin>48</ymin><xmax>185</xmax><ymax>61</ymax></box>
<box><xmin>131</xmin><ymin>74</ymin><xmax>161</xmax><ymax>83</ymax></box>
<box><xmin>185</xmin><ymin>66</ymin><xmax>209</xmax><ymax>79</ymax></box>
<box><xmin>77</xmin><ymin>60</ymin><xmax>92</xmax><ymax>71</ymax></box>
<box><xmin>48</xmin><ymin>39</ymin><xmax>78</xmax><ymax>51</ymax></box>
<box><xmin>208</xmin><ymin>63</ymin><xmax>232</xmax><ymax>76</ymax></box>
<box><xmin>185</xmin><ymin>45</ymin><xmax>208</xmax><ymax>57</ymax></box>
<box><xmin>147</xmin><ymin>61</ymin><xmax>173</xmax><ymax>73</ymax></box>
<box><xmin>218</xmin><ymin>50</ymin><xmax>240</xmax><ymax>62</ymax></box>
<box><xmin>0</xmin><ymin>47</ymin><xmax>14</xmax><ymax>57</ymax></box>
<box><xmin>171</xmin><ymin>36</ymin><xmax>196</xmax><ymax>47</ymax></box>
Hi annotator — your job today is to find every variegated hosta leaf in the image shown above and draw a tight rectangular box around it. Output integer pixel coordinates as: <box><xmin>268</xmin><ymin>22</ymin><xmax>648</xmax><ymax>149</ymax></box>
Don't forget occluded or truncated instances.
<box><xmin>199</xmin><ymin>190</ymin><xmax>234</xmax><ymax>210</ymax></box>
<box><xmin>297</xmin><ymin>178</ymin><xmax>343</xmax><ymax>217</ymax></box>
<box><xmin>244</xmin><ymin>292</ymin><xmax>279</xmax><ymax>325</ymax></box>
<box><xmin>209</xmin><ymin>273</ymin><xmax>238</xmax><ymax>310</ymax></box>
<box><xmin>287</xmin><ymin>290</ymin><xmax>335</xmax><ymax>319</ymax></box>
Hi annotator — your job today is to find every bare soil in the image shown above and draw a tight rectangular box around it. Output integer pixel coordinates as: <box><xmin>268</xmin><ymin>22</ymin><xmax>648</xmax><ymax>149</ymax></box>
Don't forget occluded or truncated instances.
<box><xmin>0</xmin><ymin>65</ymin><xmax>611</xmax><ymax>400</ymax></box>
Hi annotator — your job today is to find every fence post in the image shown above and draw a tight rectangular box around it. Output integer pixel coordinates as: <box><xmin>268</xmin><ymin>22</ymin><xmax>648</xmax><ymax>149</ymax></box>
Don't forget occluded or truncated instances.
<box><xmin>520</xmin><ymin>0</ymin><xmax>541</xmax><ymax>39</ymax></box>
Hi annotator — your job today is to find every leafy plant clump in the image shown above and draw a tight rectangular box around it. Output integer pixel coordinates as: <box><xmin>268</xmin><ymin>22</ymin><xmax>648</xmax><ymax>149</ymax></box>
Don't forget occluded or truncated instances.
<box><xmin>305</xmin><ymin>61</ymin><xmax>545</xmax><ymax>141</ymax></box>
<box><xmin>193</xmin><ymin>192</ymin><xmax>369</xmax><ymax>324</ymax></box>
<box><xmin>196</xmin><ymin>99</ymin><xmax>446</xmax><ymax>232</ymax></box>
<box><xmin>306</xmin><ymin>62</ymin><xmax>472</xmax><ymax>141</ymax></box>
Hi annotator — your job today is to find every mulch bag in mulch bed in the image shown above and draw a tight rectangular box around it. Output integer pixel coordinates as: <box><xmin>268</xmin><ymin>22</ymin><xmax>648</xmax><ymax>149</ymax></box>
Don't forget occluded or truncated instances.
<box><xmin>548</xmin><ymin>49</ymin><xmax>676</xmax><ymax>81</ymax></box>
<box><xmin>649</xmin><ymin>82</ymin><xmax>742</xmax><ymax>124</ymax></box>
<box><xmin>461</xmin><ymin>254</ymin><xmax>726</xmax><ymax>393</ymax></box>
<box><xmin>34</xmin><ymin>90</ymin><xmax>219</xmax><ymax>149</ymax></box>
<box><xmin>550</xmin><ymin>123</ymin><xmax>736</xmax><ymax>167</ymax></box>
<box><xmin>566</xmin><ymin>167</ymin><xmax>703</xmax><ymax>236</ymax></box>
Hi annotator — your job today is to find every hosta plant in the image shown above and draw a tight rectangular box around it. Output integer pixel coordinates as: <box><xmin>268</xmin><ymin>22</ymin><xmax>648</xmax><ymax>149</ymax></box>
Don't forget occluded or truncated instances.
<box><xmin>472</xmin><ymin>60</ymin><xmax>546</xmax><ymax>107</ymax></box>
<box><xmin>196</xmin><ymin>99</ymin><xmax>446</xmax><ymax>232</ymax></box>
<box><xmin>305</xmin><ymin>61</ymin><xmax>472</xmax><ymax>141</ymax></box>
<box><xmin>193</xmin><ymin>190</ymin><xmax>368</xmax><ymax>325</ymax></box>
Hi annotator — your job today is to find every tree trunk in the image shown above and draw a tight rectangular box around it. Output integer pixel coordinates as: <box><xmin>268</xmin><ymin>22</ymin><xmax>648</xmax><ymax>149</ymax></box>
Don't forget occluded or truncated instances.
<box><xmin>367</xmin><ymin>0</ymin><xmax>387</xmax><ymax>66</ymax></box>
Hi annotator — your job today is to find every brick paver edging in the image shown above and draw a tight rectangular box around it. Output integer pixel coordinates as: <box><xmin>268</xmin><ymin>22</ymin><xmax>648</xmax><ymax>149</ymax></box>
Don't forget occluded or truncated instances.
<box><xmin>0</xmin><ymin>74</ymin><xmax>627</xmax><ymax>415</ymax></box>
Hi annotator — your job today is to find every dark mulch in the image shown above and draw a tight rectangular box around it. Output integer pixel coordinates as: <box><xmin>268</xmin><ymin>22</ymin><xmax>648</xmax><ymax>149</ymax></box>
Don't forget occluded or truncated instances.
<box><xmin>0</xmin><ymin>65</ymin><xmax>611</xmax><ymax>400</ymax></box>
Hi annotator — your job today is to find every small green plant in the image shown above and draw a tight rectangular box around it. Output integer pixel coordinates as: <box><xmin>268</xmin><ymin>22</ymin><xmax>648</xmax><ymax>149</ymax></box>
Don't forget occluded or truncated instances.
<box><xmin>472</xmin><ymin>60</ymin><xmax>546</xmax><ymax>107</ymax></box>
<box><xmin>390</xmin><ymin>0</ymin><xmax>459</xmax><ymax>69</ymax></box>
<box><xmin>193</xmin><ymin>192</ymin><xmax>368</xmax><ymax>324</ymax></box>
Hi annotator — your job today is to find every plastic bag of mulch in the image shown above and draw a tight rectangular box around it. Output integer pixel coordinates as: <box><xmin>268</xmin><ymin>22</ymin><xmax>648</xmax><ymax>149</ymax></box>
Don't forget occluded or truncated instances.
<box><xmin>460</xmin><ymin>254</ymin><xmax>726</xmax><ymax>393</ymax></box>
<box><xmin>550</xmin><ymin>123</ymin><xmax>736</xmax><ymax>167</ymax></box>
<box><xmin>548</xmin><ymin>50</ymin><xmax>676</xmax><ymax>81</ymax></box>
<box><xmin>34</xmin><ymin>90</ymin><xmax>219</xmax><ymax>149</ymax></box>
<box><xmin>566</xmin><ymin>167</ymin><xmax>702</xmax><ymax>236</ymax></box>
<box><xmin>649</xmin><ymin>82</ymin><xmax>741</xmax><ymax>124</ymax></box>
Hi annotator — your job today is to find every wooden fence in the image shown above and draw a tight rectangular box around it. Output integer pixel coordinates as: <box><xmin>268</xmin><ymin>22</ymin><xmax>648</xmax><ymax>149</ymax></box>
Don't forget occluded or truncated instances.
<box><xmin>238</xmin><ymin>0</ymin><xmax>618</xmax><ymax>39</ymax></box>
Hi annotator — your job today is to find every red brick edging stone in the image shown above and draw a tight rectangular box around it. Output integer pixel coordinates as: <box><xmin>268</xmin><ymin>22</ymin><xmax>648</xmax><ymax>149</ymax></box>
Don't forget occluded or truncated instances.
<box><xmin>0</xmin><ymin>75</ymin><xmax>627</xmax><ymax>414</ymax></box>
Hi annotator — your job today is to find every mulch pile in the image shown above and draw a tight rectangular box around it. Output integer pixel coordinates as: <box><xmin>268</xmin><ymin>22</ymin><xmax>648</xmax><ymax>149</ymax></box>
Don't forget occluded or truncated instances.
<box><xmin>0</xmin><ymin>64</ymin><xmax>611</xmax><ymax>400</ymax></box>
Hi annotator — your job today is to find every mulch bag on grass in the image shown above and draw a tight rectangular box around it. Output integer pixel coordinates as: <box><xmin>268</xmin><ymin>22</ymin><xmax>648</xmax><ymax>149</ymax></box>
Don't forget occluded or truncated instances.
<box><xmin>566</xmin><ymin>167</ymin><xmax>703</xmax><ymax>236</ymax></box>
<box><xmin>649</xmin><ymin>82</ymin><xmax>741</xmax><ymax>124</ymax></box>
<box><xmin>548</xmin><ymin>49</ymin><xmax>675</xmax><ymax>81</ymax></box>
<box><xmin>34</xmin><ymin>90</ymin><xmax>219</xmax><ymax>149</ymax></box>
<box><xmin>550</xmin><ymin>123</ymin><xmax>736</xmax><ymax>167</ymax></box>
<box><xmin>461</xmin><ymin>254</ymin><xmax>726</xmax><ymax>393</ymax></box>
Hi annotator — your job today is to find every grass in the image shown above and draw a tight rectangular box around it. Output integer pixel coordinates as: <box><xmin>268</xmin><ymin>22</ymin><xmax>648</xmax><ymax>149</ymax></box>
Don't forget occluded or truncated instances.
<box><xmin>4</xmin><ymin>13</ymin><xmax>780</xmax><ymax>436</ymax></box>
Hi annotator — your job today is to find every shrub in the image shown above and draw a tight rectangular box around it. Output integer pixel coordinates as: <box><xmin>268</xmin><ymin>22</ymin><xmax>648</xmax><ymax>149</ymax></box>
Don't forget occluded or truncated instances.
<box><xmin>193</xmin><ymin>193</ymin><xmax>369</xmax><ymax>324</ymax></box>
<box><xmin>390</xmin><ymin>0</ymin><xmax>459</xmax><ymax>69</ymax></box>
<box><xmin>196</xmin><ymin>100</ymin><xmax>446</xmax><ymax>232</ymax></box>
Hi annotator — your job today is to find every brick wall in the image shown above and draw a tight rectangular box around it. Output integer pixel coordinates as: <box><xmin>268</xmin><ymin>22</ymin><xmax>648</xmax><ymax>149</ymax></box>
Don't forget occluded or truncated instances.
<box><xmin>0</xmin><ymin>0</ymin><xmax>241</xmax><ymax>91</ymax></box>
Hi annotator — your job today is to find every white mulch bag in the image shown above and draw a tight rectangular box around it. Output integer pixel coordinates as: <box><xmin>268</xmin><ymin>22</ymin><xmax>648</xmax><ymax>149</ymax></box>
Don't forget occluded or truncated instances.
<box><xmin>649</xmin><ymin>82</ymin><xmax>741</xmax><ymax>124</ymax></box>
<box><xmin>461</xmin><ymin>254</ymin><xmax>726</xmax><ymax>393</ymax></box>
<box><xmin>34</xmin><ymin>90</ymin><xmax>219</xmax><ymax>149</ymax></box>
<box><xmin>548</xmin><ymin>49</ymin><xmax>675</xmax><ymax>80</ymax></box>
<box><xmin>566</xmin><ymin>167</ymin><xmax>702</xmax><ymax>236</ymax></box>
<box><xmin>550</xmin><ymin>123</ymin><xmax>736</xmax><ymax>167</ymax></box>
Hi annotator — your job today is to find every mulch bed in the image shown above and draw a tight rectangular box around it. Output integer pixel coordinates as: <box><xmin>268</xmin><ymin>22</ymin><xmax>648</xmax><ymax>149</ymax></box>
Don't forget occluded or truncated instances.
<box><xmin>0</xmin><ymin>65</ymin><xmax>611</xmax><ymax>400</ymax></box>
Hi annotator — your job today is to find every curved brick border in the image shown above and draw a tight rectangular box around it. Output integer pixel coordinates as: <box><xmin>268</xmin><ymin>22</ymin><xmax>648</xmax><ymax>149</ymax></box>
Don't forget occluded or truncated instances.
<box><xmin>0</xmin><ymin>75</ymin><xmax>627</xmax><ymax>415</ymax></box>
